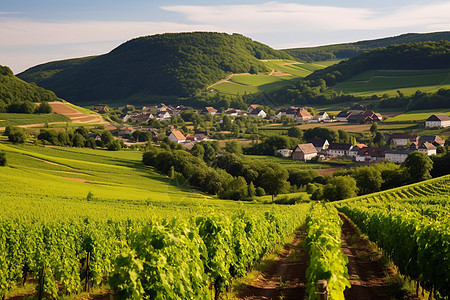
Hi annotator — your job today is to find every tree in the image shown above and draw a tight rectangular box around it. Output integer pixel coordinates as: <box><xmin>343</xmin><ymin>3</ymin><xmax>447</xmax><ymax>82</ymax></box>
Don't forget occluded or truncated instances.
<box><xmin>0</xmin><ymin>152</ymin><xmax>6</xmax><ymax>166</ymax></box>
<box><xmin>373</xmin><ymin>131</ymin><xmax>385</xmax><ymax>147</ymax></box>
<box><xmin>191</xmin><ymin>144</ymin><xmax>205</xmax><ymax>159</ymax></box>
<box><xmin>370</xmin><ymin>123</ymin><xmax>378</xmax><ymax>135</ymax></box>
<box><xmin>38</xmin><ymin>101</ymin><xmax>53</xmax><ymax>114</ymax></box>
<box><xmin>247</xmin><ymin>182</ymin><xmax>256</xmax><ymax>198</ymax></box>
<box><xmin>203</xmin><ymin>143</ymin><xmax>216</xmax><ymax>164</ymax></box>
<box><xmin>287</xmin><ymin>126</ymin><xmax>303</xmax><ymax>139</ymax></box>
<box><xmin>221</xmin><ymin>115</ymin><xmax>232</xmax><ymax>131</ymax></box>
<box><xmin>260</xmin><ymin>167</ymin><xmax>290</xmax><ymax>201</ymax></box>
<box><xmin>323</xmin><ymin>176</ymin><xmax>358</xmax><ymax>201</ymax></box>
<box><xmin>101</xmin><ymin>130</ymin><xmax>114</xmax><ymax>146</ymax></box>
<box><xmin>72</xmin><ymin>133</ymin><xmax>86</xmax><ymax>147</ymax></box>
<box><xmin>225</xmin><ymin>140</ymin><xmax>242</xmax><ymax>155</ymax></box>
<box><xmin>108</xmin><ymin>139</ymin><xmax>122</xmax><ymax>151</ymax></box>
<box><xmin>402</xmin><ymin>151</ymin><xmax>433</xmax><ymax>182</ymax></box>
<box><xmin>352</xmin><ymin>167</ymin><xmax>382</xmax><ymax>195</ymax></box>
<box><xmin>7</xmin><ymin>126</ymin><xmax>27</xmax><ymax>144</ymax></box>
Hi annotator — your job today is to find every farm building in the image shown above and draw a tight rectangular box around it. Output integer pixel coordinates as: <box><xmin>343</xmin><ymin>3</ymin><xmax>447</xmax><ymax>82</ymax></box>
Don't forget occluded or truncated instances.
<box><xmin>168</xmin><ymin>130</ymin><xmax>186</xmax><ymax>143</ymax></box>
<box><xmin>425</xmin><ymin>114</ymin><xmax>450</xmax><ymax>128</ymax></box>
<box><xmin>202</xmin><ymin>107</ymin><xmax>218</xmax><ymax>116</ymax></box>
<box><xmin>295</xmin><ymin>109</ymin><xmax>313</xmax><ymax>122</ymax></box>
<box><xmin>418</xmin><ymin>135</ymin><xmax>445</xmax><ymax>146</ymax></box>
<box><xmin>355</xmin><ymin>147</ymin><xmax>386</xmax><ymax>162</ymax></box>
<box><xmin>327</xmin><ymin>143</ymin><xmax>354</xmax><ymax>157</ymax></box>
<box><xmin>388</xmin><ymin>133</ymin><xmax>418</xmax><ymax>146</ymax></box>
<box><xmin>314</xmin><ymin>112</ymin><xmax>330</xmax><ymax>122</ymax></box>
<box><xmin>307</xmin><ymin>139</ymin><xmax>330</xmax><ymax>153</ymax></box>
<box><xmin>292</xmin><ymin>143</ymin><xmax>318</xmax><ymax>161</ymax></box>
<box><xmin>349</xmin><ymin>144</ymin><xmax>367</xmax><ymax>157</ymax></box>
<box><xmin>336</xmin><ymin>110</ymin><xmax>352</xmax><ymax>122</ymax></box>
<box><xmin>385</xmin><ymin>149</ymin><xmax>414</xmax><ymax>163</ymax></box>
<box><xmin>249</xmin><ymin>108</ymin><xmax>267</xmax><ymax>118</ymax></box>
<box><xmin>418</xmin><ymin>142</ymin><xmax>437</xmax><ymax>156</ymax></box>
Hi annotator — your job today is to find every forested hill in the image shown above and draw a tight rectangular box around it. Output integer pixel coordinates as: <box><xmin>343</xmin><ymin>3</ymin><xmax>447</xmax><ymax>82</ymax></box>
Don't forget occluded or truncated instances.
<box><xmin>305</xmin><ymin>41</ymin><xmax>450</xmax><ymax>86</ymax></box>
<box><xmin>18</xmin><ymin>32</ymin><xmax>292</xmax><ymax>104</ymax></box>
<box><xmin>0</xmin><ymin>65</ymin><xmax>59</xmax><ymax>109</ymax></box>
<box><xmin>283</xmin><ymin>31</ymin><xmax>450</xmax><ymax>62</ymax></box>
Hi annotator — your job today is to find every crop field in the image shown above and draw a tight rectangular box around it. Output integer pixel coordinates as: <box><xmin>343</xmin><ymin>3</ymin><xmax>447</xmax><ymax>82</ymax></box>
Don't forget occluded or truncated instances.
<box><xmin>383</xmin><ymin>108</ymin><xmax>450</xmax><ymax>122</ymax></box>
<box><xmin>0</xmin><ymin>113</ymin><xmax>69</xmax><ymax>127</ymax></box>
<box><xmin>329</xmin><ymin>69</ymin><xmax>450</xmax><ymax>97</ymax></box>
<box><xmin>212</xmin><ymin>60</ymin><xmax>331</xmax><ymax>95</ymax></box>
<box><xmin>244</xmin><ymin>154</ymin><xmax>352</xmax><ymax>170</ymax></box>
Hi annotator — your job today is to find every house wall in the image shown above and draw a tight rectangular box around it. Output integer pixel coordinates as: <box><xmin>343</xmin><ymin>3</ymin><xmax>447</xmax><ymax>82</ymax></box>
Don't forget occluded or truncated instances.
<box><xmin>385</xmin><ymin>153</ymin><xmax>408</xmax><ymax>163</ymax></box>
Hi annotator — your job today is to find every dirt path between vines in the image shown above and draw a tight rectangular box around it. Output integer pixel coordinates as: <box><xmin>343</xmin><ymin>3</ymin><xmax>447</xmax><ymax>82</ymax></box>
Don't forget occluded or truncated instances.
<box><xmin>237</xmin><ymin>230</ymin><xmax>308</xmax><ymax>300</ymax></box>
<box><xmin>340</xmin><ymin>214</ymin><xmax>418</xmax><ymax>300</ymax></box>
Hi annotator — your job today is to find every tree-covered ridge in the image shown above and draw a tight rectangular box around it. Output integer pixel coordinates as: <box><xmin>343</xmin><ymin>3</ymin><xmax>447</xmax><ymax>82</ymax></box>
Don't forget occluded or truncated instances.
<box><xmin>18</xmin><ymin>32</ymin><xmax>292</xmax><ymax>104</ymax></box>
<box><xmin>0</xmin><ymin>65</ymin><xmax>59</xmax><ymax>111</ymax></box>
<box><xmin>306</xmin><ymin>41</ymin><xmax>450</xmax><ymax>86</ymax></box>
<box><xmin>283</xmin><ymin>31</ymin><xmax>450</xmax><ymax>62</ymax></box>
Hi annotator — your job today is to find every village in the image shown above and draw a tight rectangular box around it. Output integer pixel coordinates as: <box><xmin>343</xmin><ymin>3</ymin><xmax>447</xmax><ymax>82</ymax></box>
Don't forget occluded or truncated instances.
<box><xmin>93</xmin><ymin>102</ymin><xmax>450</xmax><ymax>165</ymax></box>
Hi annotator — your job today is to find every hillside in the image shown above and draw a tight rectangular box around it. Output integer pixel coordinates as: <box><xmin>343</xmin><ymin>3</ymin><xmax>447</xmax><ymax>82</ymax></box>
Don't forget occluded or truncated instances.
<box><xmin>306</xmin><ymin>41</ymin><xmax>450</xmax><ymax>86</ymax></box>
<box><xmin>18</xmin><ymin>32</ymin><xmax>292</xmax><ymax>104</ymax></box>
<box><xmin>284</xmin><ymin>31</ymin><xmax>450</xmax><ymax>62</ymax></box>
<box><xmin>0</xmin><ymin>65</ymin><xmax>59</xmax><ymax>110</ymax></box>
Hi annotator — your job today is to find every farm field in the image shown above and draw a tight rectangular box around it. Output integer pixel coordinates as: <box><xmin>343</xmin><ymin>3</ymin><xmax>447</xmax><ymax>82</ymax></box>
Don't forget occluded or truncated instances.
<box><xmin>0</xmin><ymin>112</ymin><xmax>69</xmax><ymax>127</ymax></box>
<box><xmin>245</xmin><ymin>154</ymin><xmax>352</xmax><ymax>170</ymax></box>
<box><xmin>211</xmin><ymin>60</ymin><xmax>333</xmax><ymax>95</ymax></box>
<box><xmin>329</xmin><ymin>69</ymin><xmax>450</xmax><ymax>97</ymax></box>
<box><xmin>383</xmin><ymin>108</ymin><xmax>450</xmax><ymax>122</ymax></box>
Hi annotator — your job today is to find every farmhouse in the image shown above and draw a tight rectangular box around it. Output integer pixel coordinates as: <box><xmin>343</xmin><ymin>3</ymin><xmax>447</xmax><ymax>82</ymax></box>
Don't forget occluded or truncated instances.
<box><xmin>307</xmin><ymin>139</ymin><xmax>330</xmax><ymax>153</ymax></box>
<box><xmin>389</xmin><ymin>133</ymin><xmax>418</xmax><ymax>146</ymax></box>
<box><xmin>118</xmin><ymin>127</ymin><xmax>135</xmax><ymax>136</ymax></box>
<box><xmin>168</xmin><ymin>130</ymin><xmax>186</xmax><ymax>143</ymax></box>
<box><xmin>202</xmin><ymin>106</ymin><xmax>218</xmax><ymax>116</ymax></box>
<box><xmin>277</xmin><ymin>148</ymin><xmax>293</xmax><ymax>158</ymax></box>
<box><xmin>249</xmin><ymin>108</ymin><xmax>267</xmax><ymax>118</ymax></box>
<box><xmin>418</xmin><ymin>142</ymin><xmax>437</xmax><ymax>156</ymax></box>
<box><xmin>349</xmin><ymin>144</ymin><xmax>367</xmax><ymax>157</ymax></box>
<box><xmin>355</xmin><ymin>147</ymin><xmax>386</xmax><ymax>162</ymax></box>
<box><xmin>425</xmin><ymin>114</ymin><xmax>450</xmax><ymax>128</ymax></box>
<box><xmin>327</xmin><ymin>143</ymin><xmax>353</xmax><ymax>157</ymax></box>
<box><xmin>385</xmin><ymin>149</ymin><xmax>414</xmax><ymax>164</ymax></box>
<box><xmin>418</xmin><ymin>135</ymin><xmax>445</xmax><ymax>146</ymax></box>
<box><xmin>156</xmin><ymin>111</ymin><xmax>171</xmax><ymax>120</ymax></box>
<box><xmin>336</xmin><ymin>110</ymin><xmax>352</xmax><ymax>122</ymax></box>
<box><xmin>248</xmin><ymin>104</ymin><xmax>260</xmax><ymax>114</ymax></box>
<box><xmin>314</xmin><ymin>112</ymin><xmax>330</xmax><ymax>122</ymax></box>
<box><xmin>295</xmin><ymin>109</ymin><xmax>313</xmax><ymax>122</ymax></box>
<box><xmin>292</xmin><ymin>143</ymin><xmax>318</xmax><ymax>161</ymax></box>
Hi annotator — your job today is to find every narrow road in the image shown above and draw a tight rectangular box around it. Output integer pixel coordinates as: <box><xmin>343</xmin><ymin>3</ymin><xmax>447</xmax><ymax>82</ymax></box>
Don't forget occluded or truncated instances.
<box><xmin>237</xmin><ymin>230</ymin><xmax>308</xmax><ymax>300</ymax></box>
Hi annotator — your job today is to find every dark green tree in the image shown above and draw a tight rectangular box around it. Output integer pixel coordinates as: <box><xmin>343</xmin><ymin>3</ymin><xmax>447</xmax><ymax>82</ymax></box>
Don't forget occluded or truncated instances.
<box><xmin>402</xmin><ymin>151</ymin><xmax>433</xmax><ymax>182</ymax></box>
<box><xmin>287</xmin><ymin>126</ymin><xmax>303</xmax><ymax>139</ymax></box>
<box><xmin>7</xmin><ymin>126</ymin><xmax>27</xmax><ymax>144</ymax></box>
<box><xmin>323</xmin><ymin>176</ymin><xmax>358</xmax><ymax>201</ymax></box>
<box><xmin>225</xmin><ymin>140</ymin><xmax>242</xmax><ymax>155</ymax></box>
<box><xmin>0</xmin><ymin>152</ymin><xmax>6</xmax><ymax>166</ymax></box>
<box><xmin>38</xmin><ymin>101</ymin><xmax>53</xmax><ymax>114</ymax></box>
<box><xmin>352</xmin><ymin>167</ymin><xmax>382</xmax><ymax>195</ymax></box>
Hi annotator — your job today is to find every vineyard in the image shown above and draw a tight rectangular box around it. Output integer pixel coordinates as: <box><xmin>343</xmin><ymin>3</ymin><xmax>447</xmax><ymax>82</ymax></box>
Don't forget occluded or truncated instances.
<box><xmin>0</xmin><ymin>141</ymin><xmax>449</xmax><ymax>299</ymax></box>
<box><xmin>337</xmin><ymin>174</ymin><xmax>450</xmax><ymax>299</ymax></box>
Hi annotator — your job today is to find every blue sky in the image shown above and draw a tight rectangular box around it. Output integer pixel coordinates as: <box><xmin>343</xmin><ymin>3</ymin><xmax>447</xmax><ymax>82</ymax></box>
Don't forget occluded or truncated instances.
<box><xmin>1</xmin><ymin>0</ymin><xmax>450</xmax><ymax>73</ymax></box>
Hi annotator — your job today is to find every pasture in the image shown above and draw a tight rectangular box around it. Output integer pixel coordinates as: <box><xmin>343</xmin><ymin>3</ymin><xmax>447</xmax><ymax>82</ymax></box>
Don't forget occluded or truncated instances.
<box><xmin>329</xmin><ymin>69</ymin><xmax>450</xmax><ymax>96</ymax></box>
<box><xmin>383</xmin><ymin>108</ymin><xmax>450</xmax><ymax>122</ymax></box>
<box><xmin>0</xmin><ymin>113</ymin><xmax>69</xmax><ymax>127</ymax></box>
<box><xmin>211</xmin><ymin>60</ymin><xmax>333</xmax><ymax>95</ymax></box>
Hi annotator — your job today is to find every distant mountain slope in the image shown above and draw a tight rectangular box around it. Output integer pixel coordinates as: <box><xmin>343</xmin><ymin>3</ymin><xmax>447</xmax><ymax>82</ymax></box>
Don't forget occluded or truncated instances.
<box><xmin>18</xmin><ymin>32</ymin><xmax>293</xmax><ymax>104</ymax></box>
<box><xmin>305</xmin><ymin>41</ymin><xmax>450</xmax><ymax>86</ymax></box>
<box><xmin>0</xmin><ymin>65</ymin><xmax>59</xmax><ymax>108</ymax></box>
<box><xmin>284</xmin><ymin>31</ymin><xmax>450</xmax><ymax>62</ymax></box>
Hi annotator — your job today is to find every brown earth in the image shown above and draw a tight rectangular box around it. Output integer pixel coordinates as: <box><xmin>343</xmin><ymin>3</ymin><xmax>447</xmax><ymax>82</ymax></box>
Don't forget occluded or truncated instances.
<box><xmin>298</xmin><ymin>122</ymin><xmax>372</xmax><ymax>133</ymax></box>
<box><xmin>340</xmin><ymin>214</ymin><xmax>419</xmax><ymax>300</ymax></box>
<box><xmin>237</xmin><ymin>230</ymin><xmax>308</xmax><ymax>300</ymax></box>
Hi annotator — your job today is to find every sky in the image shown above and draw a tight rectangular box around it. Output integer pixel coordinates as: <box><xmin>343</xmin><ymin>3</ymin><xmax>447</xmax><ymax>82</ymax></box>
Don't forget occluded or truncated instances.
<box><xmin>1</xmin><ymin>0</ymin><xmax>450</xmax><ymax>74</ymax></box>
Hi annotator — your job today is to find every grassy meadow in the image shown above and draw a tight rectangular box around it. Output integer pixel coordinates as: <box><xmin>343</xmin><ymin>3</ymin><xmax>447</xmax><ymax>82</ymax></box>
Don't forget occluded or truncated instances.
<box><xmin>211</xmin><ymin>60</ymin><xmax>335</xmax><ymax>95</ymax></box>
<box><xmin>329</xmin><ymin>69</ymin><xmax>450</xmax><ymax>97</ymax></box>
<box><xmin>384</xmin><ymin>109</ymin><xmax>450</xmax><ymax>122</ymax></box>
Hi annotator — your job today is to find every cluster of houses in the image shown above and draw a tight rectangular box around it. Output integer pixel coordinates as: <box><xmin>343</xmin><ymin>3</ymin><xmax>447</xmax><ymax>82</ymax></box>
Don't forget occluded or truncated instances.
<box><xmin>167</xmin><ymin>129</ymin><xmax>209</xmax><ymax>149</ymax></box>
<box><xmin>281</xmin><ymin>134</ymin><xmax>445</xmax><ymax>164</ymax></box>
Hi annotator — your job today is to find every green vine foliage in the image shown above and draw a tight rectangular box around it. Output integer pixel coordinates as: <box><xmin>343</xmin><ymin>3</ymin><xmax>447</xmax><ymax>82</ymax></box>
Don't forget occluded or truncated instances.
<box><xmin>305</xmin><ymin>204</ymin><xmax>350</xmax><ymax>300</ymax></box>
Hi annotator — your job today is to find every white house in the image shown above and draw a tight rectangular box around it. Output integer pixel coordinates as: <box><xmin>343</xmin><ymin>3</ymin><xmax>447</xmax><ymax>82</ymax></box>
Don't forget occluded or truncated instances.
<box><xmin>249</xmin><ymin>108</ymin><xmax>267</xmax><ymax>118</ymax></box>
<box><xmin>425</xmin><ymin>114</ymin><xmax>450</xmax><ymax>128</ymax></box>
<box><xmin>315</xmin><ymin>112</ymin><xmax>330</xmax><ymax>122</ymax></box>
<box><xmin>168</xmin><ymin>130</ymin><xmax>186</xmax><ymax>143</ymax></box>
<box><xmin>157</xmin><ymin>111</ymin><xmax>171</xmax><ymax>120</ymax></box>
<box><xmin>389</xmin><ymin>133</ymin><xmax>418</xmax><ymax>146</ymax></box>
<box><xmin>385</xmin><ymin>149</ymin><xmax>414</xmax><ymax>163</ymax></box>
<box><xmin>418</xmin><ymin>142</ymin><xmax>437</xmax><ymax>156</ymax></box>
<box><xmin>307</xmin><ymin>139</ymin><xmax>330</xmax><ymax>153</ymax></box>
<box><xmin>327</xmin><ymin>143</ymin><xmax>353</xmax><ymax>157</ymax></box>
<box><xmin>349</xmin><ymin>144</ymin><xmax>367</xmax><ymax>158</ymax></box>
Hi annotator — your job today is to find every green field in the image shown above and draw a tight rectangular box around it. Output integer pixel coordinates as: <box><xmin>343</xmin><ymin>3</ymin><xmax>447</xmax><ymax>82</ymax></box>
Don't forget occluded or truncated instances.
<box><xmin>211</xmin><ymin>60</ymin><xmax>333</xmax><ymax>95</ymax></box>
<box><xmin>329</xmin><ymin>69</ymin><xmax>450</xmax><ymax>96</ymax></box>
<box><xmin>244</xmin><ymin>154</ymin><xmax>351</xmax><ymax>170</ymax></box>
<box><xmin>0</xmin><ymin>113</ymin><xmax>70</xmax><ymax>127</ymax></box>
<box><xmin>384</xmin><ymin>109</ymin><xmax>450</xmax><ymax>122</ymax></box>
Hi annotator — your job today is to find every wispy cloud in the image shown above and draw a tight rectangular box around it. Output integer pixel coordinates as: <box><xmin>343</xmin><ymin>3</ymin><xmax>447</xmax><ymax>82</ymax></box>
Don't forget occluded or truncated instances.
<box><xmin>161</xmin><ymin>1</ymin><xmax>450</xmax><ymax>32</ymax></box>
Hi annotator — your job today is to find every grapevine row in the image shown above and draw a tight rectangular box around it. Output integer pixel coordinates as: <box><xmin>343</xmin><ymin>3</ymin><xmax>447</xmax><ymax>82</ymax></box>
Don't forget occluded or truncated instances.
<box><xmin>305</xmin><ymin>204</ymin><xmax>350</xmax><ymax>300</ymax></box>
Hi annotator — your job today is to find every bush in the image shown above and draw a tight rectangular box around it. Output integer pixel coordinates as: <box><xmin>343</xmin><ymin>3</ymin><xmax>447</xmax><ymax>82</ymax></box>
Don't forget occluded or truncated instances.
<box><xmin>7</xmin><ymin>126</ymin><xmax>27</xmax><ymax>144</ymax></box>
<box><xmin>255</xmin><ymin>187</ymin><xmax>265</xmax><ymax>196</ymax></box>
<box><xmin>0</xmin><ymin>152</ymin><xmax>6</xmax><ymax>166</ymax></box>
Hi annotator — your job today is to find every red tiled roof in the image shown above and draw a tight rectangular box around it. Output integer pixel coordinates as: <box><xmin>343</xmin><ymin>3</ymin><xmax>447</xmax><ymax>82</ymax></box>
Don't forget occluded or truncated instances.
<box><xmin>170</xmin><ymin>130</ymin><xmax>186</xmax><ymax>141</ymax></box>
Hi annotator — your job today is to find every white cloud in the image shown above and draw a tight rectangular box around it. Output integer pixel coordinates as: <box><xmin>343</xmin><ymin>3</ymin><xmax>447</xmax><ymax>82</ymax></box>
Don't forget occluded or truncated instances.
<box><xmin>161</xmin><ymin>1</ymin><xmax>450</xmax><ymax>32</ymax></box>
